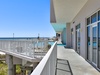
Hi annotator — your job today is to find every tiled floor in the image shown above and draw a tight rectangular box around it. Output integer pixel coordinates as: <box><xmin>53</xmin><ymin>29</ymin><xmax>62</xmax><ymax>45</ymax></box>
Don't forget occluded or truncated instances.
<box><xmin>57</xmin><ymin>41</ymin><xmax>100</xmax><ymax>75</ymax></box>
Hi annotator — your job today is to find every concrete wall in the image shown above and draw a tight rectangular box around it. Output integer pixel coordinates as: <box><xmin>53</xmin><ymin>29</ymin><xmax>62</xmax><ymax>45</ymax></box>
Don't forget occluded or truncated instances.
<box><xmin>61</xmin><ymin>28</ymin><xmax>66</xmax><ymax>45</ymax></box>
<box><xmin>70</xmin><ymin>0</ymin><xmax>100</xmax><ymax>59</ymax></box>
<box><xmin>66</xmin><ymin>23</ymin><xmax>71</xmax><ymax>48</ymax></box>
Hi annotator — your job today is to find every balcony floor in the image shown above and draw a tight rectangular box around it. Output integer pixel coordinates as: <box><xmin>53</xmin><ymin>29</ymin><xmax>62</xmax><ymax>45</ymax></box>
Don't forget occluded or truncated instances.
<box><xmin>57</xmin><ymin>42</ymin><xmax>100</xmax><ymax>75</ymax></box>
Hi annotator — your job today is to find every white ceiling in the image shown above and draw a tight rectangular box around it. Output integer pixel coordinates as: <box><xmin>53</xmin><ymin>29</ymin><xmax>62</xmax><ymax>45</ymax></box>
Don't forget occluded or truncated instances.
<box><xmin>52</xmin><ymin>0</ymin><xmax>88</xmax><ymax>23</ymax></box>
<box><xmin>50</xmin><ymin>0</ymin><xmax>88</xmax><ymax>32</ymax></box>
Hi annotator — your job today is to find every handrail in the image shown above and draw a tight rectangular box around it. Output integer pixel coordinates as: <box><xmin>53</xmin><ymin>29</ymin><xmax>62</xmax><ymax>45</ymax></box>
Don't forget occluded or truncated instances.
<box><xmin>31</xmin><ymin>41</ymin><xmax>57</xmax><ymax>75</ymax></box>
<box><xmin>0</xmin><ymin>40</ymin><xmax>48</xmax><ymax>58</ymax></box>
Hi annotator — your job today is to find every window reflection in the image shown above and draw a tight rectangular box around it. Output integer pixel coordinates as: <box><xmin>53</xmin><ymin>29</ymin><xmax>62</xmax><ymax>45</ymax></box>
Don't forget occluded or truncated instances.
<box><xmin>92</xmin><ymin>27</ymin><xmax>97</xmax><ymax>48</ymax></box>
<box><xmin>87</xmin><ymin>26</ymin><xmax>90</xmax><ymax>46</ymax></box>
<box><xmin>92</xmin><ymin>26</ymin><xmax>97</xmax><ymax>64</ymax></box>
<box><xmin>98</xmin><ymin>23</ymin><xmax>100</xmax><ymax>48</ymax></box>
<box><xmin>87</xmin><ymin>17</ymin><xmax>90</xmax><ymax>25</ymax></box>
<box><xmin>87</xmin><ymin>26</ymin><xmax>90</xmax><ymax>60</ymax></box>
<box><xmin>98</xmin><ymin>22</ymin><xmax>100</xmax><ymax>68</ymax></box>
<box><xmin>91</xmin><ymin>13</ymin><xmax>97</xmax><ymax>23</ymax></box>
<box><xmin>76</xmin><ymin>24</ymin><xmax>80</xmax><ymax>54</ymax></box>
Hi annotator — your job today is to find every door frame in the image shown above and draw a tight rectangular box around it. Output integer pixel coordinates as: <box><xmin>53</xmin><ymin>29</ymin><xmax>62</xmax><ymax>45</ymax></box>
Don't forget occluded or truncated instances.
<box><xmin>91</xmin><ymin>23</ymin><xmax>98</xmax><ymax>66</ymax></box>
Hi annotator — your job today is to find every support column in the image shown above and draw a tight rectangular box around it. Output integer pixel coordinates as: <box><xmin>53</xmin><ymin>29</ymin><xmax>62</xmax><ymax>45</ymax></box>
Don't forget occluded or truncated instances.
<box><xmin>22</xmin><ymin>69</ymin><xmax>26</xmax><ymax>75</ymax></box>
<box><xmin>13</xmin><ymin>65</ymin><xmax>16</xmax><ymax>75</ymax></box>
<box><xmin>66</xmin><ymin>23</ymin><xmax>71</xmax><ymax>48</ymax></box>
<box><xmin>21</xmin><ymin>66</ymin><xmax>26</xmax><ymax>75</ymax></box>
<box><xmin>61</xmin><ymin>28</ymin><xmax>67</xmax><ymax>45</ymax></box>
<box><xmin>44</xmin><ymin>40</ymin><xmax>48</xmax><ymax>50</ymax></box>
<box><xmin>7</xmin><ymin>55</ymin><xmax>13</xmax><ymax>75</ymax></box>
<box><xmin>29</xmin><ymin>62</ymin><xmax>39</xmax><ymax>74</ymax></box>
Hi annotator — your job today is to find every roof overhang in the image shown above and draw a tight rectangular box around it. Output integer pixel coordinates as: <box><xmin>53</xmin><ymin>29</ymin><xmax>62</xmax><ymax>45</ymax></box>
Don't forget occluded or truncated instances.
<box><xmin>52</xmin><ymin>23</ymin><xmax>66</xmax><ymax>33</ymax></box>
<box><xmin>50</xmin><ymin>0</ymin><xmax>88</xmax><ymax>32</ymax></box>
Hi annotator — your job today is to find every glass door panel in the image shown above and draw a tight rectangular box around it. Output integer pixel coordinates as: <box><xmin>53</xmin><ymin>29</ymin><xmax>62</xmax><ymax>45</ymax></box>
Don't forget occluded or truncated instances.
<box><xmin>71</xmin><ymin>29</ymin><xmax>73</xmax><ymax>48</ymax></box>
<box><xmin>98</xmin><ymin>22</ymin><xmax>100</xmax><ymax>68</ymax></box>
<box><xmin>87</xmin><ymin>26</ymin><xmax>91</xmax><ymax>60</ymax></box>
<box><xmin>92</xmin><ymin>26</ymin><xmax>97</xmax><ymax>65</ymax></box>
<box><xmin>76</xmin><ymin>29</ymin><xmax>80</xmax><ymax>54</ymax></box>
<box><xmin>71</xmin><ymin>33</ymin><xmax>73</xmax><ymax>48</ymax></box>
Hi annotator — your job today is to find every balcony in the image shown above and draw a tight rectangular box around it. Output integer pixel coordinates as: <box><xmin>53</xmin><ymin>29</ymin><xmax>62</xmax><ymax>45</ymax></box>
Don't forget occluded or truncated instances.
<box><xmin>0</xmin><ymin>39</ymin><xmax>99</xmax><ymax>75</ymax></box>
<box><xmin>31</xmin><ymin>41</ymin><xmax>100</xmax><ymax>75</ymax></box>
<box><xmin>0</xmin><ymin>39</ymin><xmax>49</xmax><ymax>62</ymax></box>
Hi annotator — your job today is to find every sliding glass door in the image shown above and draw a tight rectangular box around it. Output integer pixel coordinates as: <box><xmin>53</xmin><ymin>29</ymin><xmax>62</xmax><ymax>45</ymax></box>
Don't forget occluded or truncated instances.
<box><xmin>87</xmin><ymin>24</ymin><xmax>98</xmax><ymax>66</ymax></box>
<box><xmin>87</xmin><ymin>10</ymin><xmax>100</xmax><ymax>69</ymax></box>
<box><xmin>76</xmin><ymin>24</ymin><xmax>80</xmax><ymax>54</ymax></box>
<box><xmin>76</xmin><ymin>29</ymin><xmax>80</xmax><ymax>54</ymax></box>
<box><xmin>98</xmin><ymin>22</ymin><xmax>100</xmax><ymax>68</ymax></box>
<box><xmin>92</xmin><ymin>25</ymin><xmax>97</xmax><ymax>65</ymax></box>
<box><xmin>87</xmin><ymin>26</ymin><xmax>91</xmax><ymax>60</ymax></box>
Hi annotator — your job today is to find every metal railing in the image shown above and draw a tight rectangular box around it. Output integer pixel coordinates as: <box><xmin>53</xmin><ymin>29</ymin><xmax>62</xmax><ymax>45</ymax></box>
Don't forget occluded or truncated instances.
<box><xmin>31</xmin><ymin>42</ymin><xmax>57</xmax><ymax>75</ymax></box>
<box><xmin>0</xmin><ymin>39</ymin><xmax>48</xmax><ymax>58</ymax></box>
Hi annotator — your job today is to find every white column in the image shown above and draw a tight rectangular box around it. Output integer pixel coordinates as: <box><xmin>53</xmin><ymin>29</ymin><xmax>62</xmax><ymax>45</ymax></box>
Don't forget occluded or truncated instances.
<box><xmin>30</xmin><ymin>62</ymin><xmax>39</xmax><ymax>74</ymax></box>
<box><xmin>7</xmin><ymin>55</ymin><xmax>14</xmax><ymax>75</ymax></box>
<box><xmin>66</xmin><ymin>23</ymin><xmax>71</xmax><ymax>48</ymax></box>
<box><xmin>13</xmin><ymin>65</ymin><xmax>16</xmax><ymax>75</ymax></box>
<box><xmin>21</xmin><ymin>66</ymin><xmax>26</xmax><ymax>75</ymax></box>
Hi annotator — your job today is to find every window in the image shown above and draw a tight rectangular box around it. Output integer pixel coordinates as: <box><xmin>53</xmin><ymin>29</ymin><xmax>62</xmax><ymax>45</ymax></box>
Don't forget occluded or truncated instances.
<box><xmin>71</xmin><ymin>28</ymin><xmax>73</xmax><ymax>32</ymax></box>
<box><xmin>76</xmin><ymin>24</ymin><xmax>80</xmax><ymax>30</ymax></box>
<box><xmin>91</xmin><ymin>13</ymin><xmax>97</xmax><ymax>23</ymax></box>
<box><xmin>87</xmin><ymin>17</ymin><xmax>90</xmax><ymax>25</ymax></box>
<box><xmin>76</xmin><ymin>24</ymin><xmax>81</xmax><ymax>54</ymax></box>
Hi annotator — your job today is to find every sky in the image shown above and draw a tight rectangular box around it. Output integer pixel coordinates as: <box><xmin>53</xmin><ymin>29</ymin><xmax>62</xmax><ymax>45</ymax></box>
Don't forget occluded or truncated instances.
<box><xmin>0</xmin><ymin>0</ymin><xmax>56</xmax><ymax>37</ymax></box>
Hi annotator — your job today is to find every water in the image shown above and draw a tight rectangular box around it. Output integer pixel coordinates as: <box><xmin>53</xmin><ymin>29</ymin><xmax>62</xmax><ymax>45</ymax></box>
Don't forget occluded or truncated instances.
<box><xmin>0</xmin><ymin>37</ymin><xmax>49</xmax><ymax>40</ymax></box>
<box><xmin>48</xmin><ymin>41</ymin><xmax>66</xmax><ymax>46</ymax></box>
<box><xmin>48</xmin><ymin>41</ymin><xmax>54</xmax><ymax>45</ymax></box>
<box><xmin>57</xmin><ymin>44</ymin><xmax>66</xmax><ymax>46</ymax></box>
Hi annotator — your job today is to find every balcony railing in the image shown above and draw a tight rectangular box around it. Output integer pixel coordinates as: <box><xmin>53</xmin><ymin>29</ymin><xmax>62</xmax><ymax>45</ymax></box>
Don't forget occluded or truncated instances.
<box><xmin>0</xmin><ymin>39</ymin><xmax>48</xmax><ymax>58</ymax></box>
<box><xmin>31</xmin><ymin>42</ymin><xmax>57</xmax><ymax>75</ymax></box>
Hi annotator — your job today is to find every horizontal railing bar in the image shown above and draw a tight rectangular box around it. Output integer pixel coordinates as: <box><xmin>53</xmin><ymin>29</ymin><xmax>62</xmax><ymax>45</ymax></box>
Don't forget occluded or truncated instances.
<box><xmin>31</xmin><ymin>41</ymin><xmax>57</xmax><ymax>75</ymax></box>
<box><xmin>0</xmin><ymin>40</ymin><xmax>49</xmax><ymax>59</ymax></box>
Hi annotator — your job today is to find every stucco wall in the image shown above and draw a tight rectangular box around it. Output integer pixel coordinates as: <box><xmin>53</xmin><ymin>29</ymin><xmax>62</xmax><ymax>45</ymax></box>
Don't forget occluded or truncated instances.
<box><xmin>66</xmin><ymin>23</ymin><xmax>71</xmax><ymax>48</ymax></box>
<box><xmin>70</xmin><ymin>0</ymin><xmax>100</xmax><ymax>59</ymax></box>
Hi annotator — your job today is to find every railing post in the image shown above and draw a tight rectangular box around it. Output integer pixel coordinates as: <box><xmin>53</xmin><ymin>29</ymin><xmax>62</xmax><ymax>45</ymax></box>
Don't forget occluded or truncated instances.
<box><xmin>7</xmin><ymin>54</ymin><xmax>14</xmax><ymax>75</ymax></box>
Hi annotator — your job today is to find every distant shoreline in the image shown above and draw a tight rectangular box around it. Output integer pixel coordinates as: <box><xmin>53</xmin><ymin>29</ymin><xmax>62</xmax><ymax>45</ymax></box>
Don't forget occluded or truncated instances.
<box><xmin>0</xmin><ymin>37</ymin><xmax>49</xmax><ymax>39</ymax></box>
